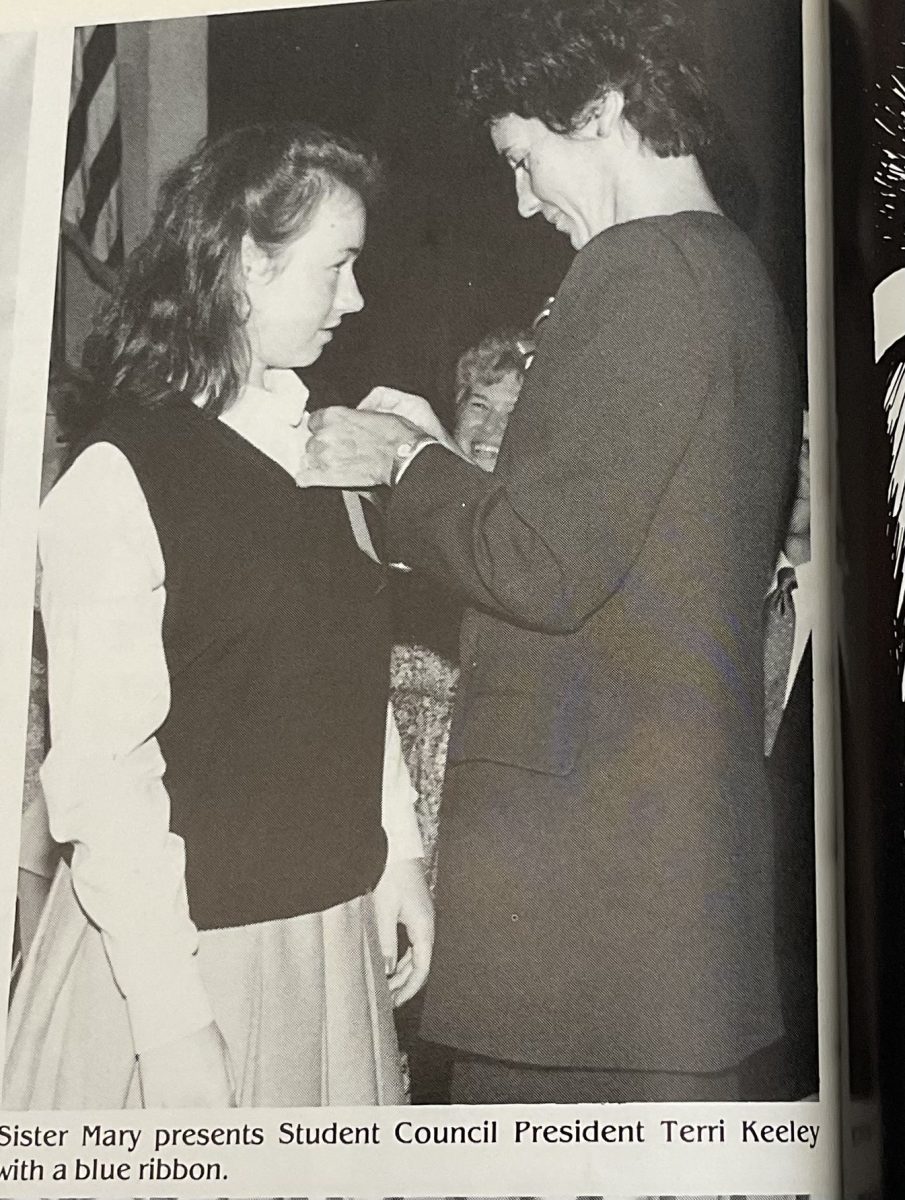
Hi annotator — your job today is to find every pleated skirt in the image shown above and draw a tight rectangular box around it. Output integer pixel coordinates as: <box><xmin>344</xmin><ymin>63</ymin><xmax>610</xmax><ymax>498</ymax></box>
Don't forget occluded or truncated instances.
<box><xmin>4</xmin><ymin>863</ymin><xmax>405</xmax><ymax>1109</ymax></box>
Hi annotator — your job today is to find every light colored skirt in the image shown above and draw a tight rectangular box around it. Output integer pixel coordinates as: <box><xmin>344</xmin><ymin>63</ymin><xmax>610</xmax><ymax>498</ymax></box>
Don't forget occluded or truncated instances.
<box><xmin>4</xmin><ymin>863</ymin><xmax>405</xmax><ymax>1109</ymax></box>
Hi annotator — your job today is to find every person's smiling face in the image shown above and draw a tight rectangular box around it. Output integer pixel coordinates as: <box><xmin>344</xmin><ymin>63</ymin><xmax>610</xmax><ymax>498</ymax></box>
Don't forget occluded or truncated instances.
<box><xmin>454</xmin><ymin>370</ymin><xmax>521</xmax><ymax>471</ymax></box>
<box><xmin>490</xmin><ymin>112</ymin><xmax>612</xmax><ymax>250</ymax></box>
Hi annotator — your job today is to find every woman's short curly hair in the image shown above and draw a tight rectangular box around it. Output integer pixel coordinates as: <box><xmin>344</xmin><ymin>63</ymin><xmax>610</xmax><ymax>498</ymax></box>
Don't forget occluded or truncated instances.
<box><xmin>454</xmin><ymin>328</ymin><xmax>535</xmax><ymax>419</ymax></box>
<box><xmin>84</xmin><ymin>122</ymin><xmax>381</xmax><ymax>414</ymax></box>
<box><xmin>458</xmin><ymin>0</ymin><xmax>717</xmax><ymax>158</ymax></box>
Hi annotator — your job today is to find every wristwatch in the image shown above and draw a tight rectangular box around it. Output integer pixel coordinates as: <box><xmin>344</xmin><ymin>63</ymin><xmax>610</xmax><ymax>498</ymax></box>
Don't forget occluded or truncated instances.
<box><xmin>390</xmin><ymin>434</ymin><xmax>437</xmax><ymax>487</ymax></box>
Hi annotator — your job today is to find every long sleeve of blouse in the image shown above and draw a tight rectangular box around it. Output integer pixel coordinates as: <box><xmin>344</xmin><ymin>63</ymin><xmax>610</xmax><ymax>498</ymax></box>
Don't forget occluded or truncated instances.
<box><xmin>39</xmin><ymin>442</ymin><xmax>214</xmax><ymax>1057</ymax></box>
<box><xmin>39</xmin><ymin>408</ymin><xmax>422</xmax><ymax>1057</ymax></box>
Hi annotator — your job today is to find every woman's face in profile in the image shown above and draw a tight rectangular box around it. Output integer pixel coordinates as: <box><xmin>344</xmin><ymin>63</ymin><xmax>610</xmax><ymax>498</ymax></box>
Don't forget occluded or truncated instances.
<box><xmin>490</xmin><ymin>113</ymin><xmax>611</xmax><ymax>250</ymax></box>
<box><xmin>454</xmin><ymin>370</ymin><xmax>521</xmax><ymax>471</ymax></box>
<box><xmin>243</xmin><ymin>182</ymin><xmax>366</xmax><ymax>381</ymax></box>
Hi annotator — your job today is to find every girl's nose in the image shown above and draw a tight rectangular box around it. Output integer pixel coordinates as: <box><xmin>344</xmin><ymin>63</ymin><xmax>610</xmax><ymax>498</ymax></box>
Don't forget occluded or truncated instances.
<box><xmin>339</xmin><ymin>267</ymin><xmax>364</xmax><ymax>314</ymax></box>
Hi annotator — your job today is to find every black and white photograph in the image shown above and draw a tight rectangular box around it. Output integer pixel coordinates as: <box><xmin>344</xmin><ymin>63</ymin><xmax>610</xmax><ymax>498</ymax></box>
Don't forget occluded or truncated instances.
<box><xmin>1</xmin><ymin>0</ymin><xmax>822</xmax><ymax>1119</ymax></box>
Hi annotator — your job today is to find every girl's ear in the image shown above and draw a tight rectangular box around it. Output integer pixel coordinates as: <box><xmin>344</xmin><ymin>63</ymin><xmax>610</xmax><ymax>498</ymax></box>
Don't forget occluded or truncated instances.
<box><xmin>240</xmin><ymin>233</ymin><xmax>270</xmax><ymax>283</ymax></box>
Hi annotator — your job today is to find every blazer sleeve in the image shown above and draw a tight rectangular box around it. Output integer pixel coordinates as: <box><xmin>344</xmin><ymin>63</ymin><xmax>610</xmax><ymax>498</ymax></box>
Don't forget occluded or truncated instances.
<box><xmin>387</xmin><ymin>238</ymin><xmax>712</xmax><ymax>634</ymax></box>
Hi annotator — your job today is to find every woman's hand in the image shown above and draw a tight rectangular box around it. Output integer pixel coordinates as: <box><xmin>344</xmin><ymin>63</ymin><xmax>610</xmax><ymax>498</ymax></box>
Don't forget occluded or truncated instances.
<box><xmin>138</xmin><ymin>1022</ymin><xmax>236</xmax><ymax>1108</ymax></box>
<box><xmin>301</xmin><ymin>390</ymin><xmax>469</xmax><ymax>489</ymax></box>
<box><xmin>358</xmin><ymin>387</ymin><xmax>458</xmax><ymax>451</ymax></box>
<box><xmin>372</xmin><ymin>857</ymin><xmax>434</xmax><ymax>1007</ymax></box>
<box><xmin>303</xmin><ymin>408</ymin><xmax>420</xmax><ymax>488</ymax></box>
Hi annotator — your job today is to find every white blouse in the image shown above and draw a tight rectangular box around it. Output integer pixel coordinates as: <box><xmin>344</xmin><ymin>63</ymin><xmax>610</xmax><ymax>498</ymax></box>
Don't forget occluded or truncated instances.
<box><xmin>38</xmin><ymin>369</ymin><xmax>422</xmax><ymax>1058</ymax></box>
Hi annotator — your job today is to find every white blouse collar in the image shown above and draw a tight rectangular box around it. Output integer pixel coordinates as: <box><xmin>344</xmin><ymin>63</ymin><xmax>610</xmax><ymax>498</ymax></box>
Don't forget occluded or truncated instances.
<box><xmin>227</xmin><ymin>368</ymin><xmax>310</xmax><ymax>428</ymax></box>
<box><xmin>215</xmin><ymin>369</ymin><xmax>311</xmax><ymax>479</ymax></box>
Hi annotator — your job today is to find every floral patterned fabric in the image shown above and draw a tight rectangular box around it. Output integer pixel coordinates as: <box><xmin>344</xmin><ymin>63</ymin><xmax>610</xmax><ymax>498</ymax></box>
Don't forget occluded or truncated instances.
<box><xmin>389</xmin><ymin>642</ymin><xmax>458</xmax><ymax>891</ymax></box>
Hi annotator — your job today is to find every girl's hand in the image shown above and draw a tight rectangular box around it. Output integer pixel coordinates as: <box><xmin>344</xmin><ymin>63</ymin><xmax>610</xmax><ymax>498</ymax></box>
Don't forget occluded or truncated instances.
<box><xmin>138</xmin><ymin>1022</ymin><xmax>236</xmax><ymax>1108</ymax></box>
<box><xmin>372</xmin><ymin>857</ymin><xmax>434</xmax><ymax>1007</ymax></box>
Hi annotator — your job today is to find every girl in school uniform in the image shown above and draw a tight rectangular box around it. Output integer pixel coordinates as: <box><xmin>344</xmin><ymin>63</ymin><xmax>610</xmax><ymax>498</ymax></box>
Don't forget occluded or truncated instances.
<box><xmin>4</xmin><ymin>122</ymin><xmax>432</xmax><ymax>1109</ymax></box>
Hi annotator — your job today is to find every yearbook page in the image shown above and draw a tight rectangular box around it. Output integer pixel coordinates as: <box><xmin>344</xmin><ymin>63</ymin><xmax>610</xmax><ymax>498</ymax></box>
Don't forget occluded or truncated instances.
<box><xmin>0</xmin><ymin>0</ymin><xmax>840</xmax><ymax>1196</ymax></box>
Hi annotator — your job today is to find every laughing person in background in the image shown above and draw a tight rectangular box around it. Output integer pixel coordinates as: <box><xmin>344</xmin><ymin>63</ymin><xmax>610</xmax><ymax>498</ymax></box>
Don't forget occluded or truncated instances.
<box><xmin>452</xmin><ymin>330</ymin><xmax>530</xmax><ymax>472</ymax></box>
<box><xmin>305</xmin><ymin>0</ymin><xmax>802</xmax><ymax>1103</ymax></box>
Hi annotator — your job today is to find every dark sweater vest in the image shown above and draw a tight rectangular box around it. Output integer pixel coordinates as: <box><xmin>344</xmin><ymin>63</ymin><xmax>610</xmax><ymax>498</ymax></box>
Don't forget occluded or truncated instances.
<box><xmin>77</xmin><ymin>400</ymin><xmax>390</xmax><ymax>931</ymax></box>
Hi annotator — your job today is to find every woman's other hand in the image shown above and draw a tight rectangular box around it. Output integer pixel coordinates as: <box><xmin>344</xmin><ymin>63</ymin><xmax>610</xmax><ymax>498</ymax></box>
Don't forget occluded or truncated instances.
<box><xmin>138</xmin><ymin>1021</ymin><xmax>236</xmax><ymax>1108</ymax></box>
<box><xmin>358</xmin><ymin>387</ymin><xmax>451</xmax><ymax>446</ymax></box>
<box><xmin>372</xmin><ymin>857</ymin><xmax>434</xmax><ymax>1007</ymax></box>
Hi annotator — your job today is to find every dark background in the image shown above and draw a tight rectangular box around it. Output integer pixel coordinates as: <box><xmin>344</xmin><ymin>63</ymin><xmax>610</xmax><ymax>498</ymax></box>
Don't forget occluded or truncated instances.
<box><xmin>209</xmin><ymin>0</ymin><xmax>806</xmax><ymax>425</ymax></box>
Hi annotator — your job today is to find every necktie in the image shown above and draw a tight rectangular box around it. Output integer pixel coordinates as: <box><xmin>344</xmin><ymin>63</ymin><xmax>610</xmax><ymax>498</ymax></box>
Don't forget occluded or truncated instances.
<box><xmin>763</xmin><ymin>565</ymin><xmax>797</xmax><ymax>755</ymax></box>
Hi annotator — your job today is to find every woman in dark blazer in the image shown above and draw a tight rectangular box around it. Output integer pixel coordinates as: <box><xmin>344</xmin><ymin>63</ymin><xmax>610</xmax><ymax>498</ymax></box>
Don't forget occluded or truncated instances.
<box><xmin>306</xmin><ymin>0</ymin><xmax>803</xmax><ymax>1102</ymax></box>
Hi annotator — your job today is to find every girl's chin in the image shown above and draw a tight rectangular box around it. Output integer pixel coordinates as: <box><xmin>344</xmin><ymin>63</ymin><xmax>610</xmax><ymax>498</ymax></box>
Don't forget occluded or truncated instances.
<box><xmin>290</xmin><ymin>346</ymin><xmax>325</xmax><ymax>369</ymax></box>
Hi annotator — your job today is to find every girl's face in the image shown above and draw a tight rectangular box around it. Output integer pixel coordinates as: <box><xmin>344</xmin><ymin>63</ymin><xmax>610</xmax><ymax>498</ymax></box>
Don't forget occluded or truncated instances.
<box><xmin>243</xmin><ymin>182</ymin><xmax>366</xmax><ymax>385</ymax></box>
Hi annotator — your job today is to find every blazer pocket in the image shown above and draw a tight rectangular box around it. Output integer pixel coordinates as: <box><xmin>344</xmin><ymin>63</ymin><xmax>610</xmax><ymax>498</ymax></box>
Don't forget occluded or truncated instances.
<box><xmin>447</xmin><ymin>688</ymin><xmax>587</xmax><ymax>777</ymax></box>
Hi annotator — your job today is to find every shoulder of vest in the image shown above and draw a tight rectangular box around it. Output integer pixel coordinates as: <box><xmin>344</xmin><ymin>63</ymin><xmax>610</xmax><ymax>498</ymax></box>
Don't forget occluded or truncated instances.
<box><xmin>80</xmin><ymin>399</ymin><xmax>203</xmax><ymax>449</ymax></box>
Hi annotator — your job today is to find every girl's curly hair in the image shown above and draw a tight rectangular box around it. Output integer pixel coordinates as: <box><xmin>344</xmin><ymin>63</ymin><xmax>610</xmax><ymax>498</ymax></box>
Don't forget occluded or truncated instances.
<box><xmin>84</xmin><ymin>122</ymin><xmax>381</xmax><ymax>414</ymax></box>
